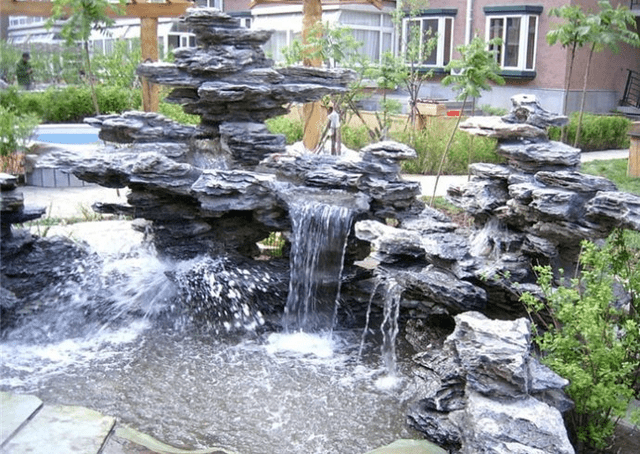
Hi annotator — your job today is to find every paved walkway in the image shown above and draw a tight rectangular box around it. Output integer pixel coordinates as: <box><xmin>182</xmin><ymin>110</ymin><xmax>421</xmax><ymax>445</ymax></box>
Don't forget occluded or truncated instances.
<box><xmin>0</xmin><ymin>392</ymin><xmax>233</xmax><ymax>454</ymax></box>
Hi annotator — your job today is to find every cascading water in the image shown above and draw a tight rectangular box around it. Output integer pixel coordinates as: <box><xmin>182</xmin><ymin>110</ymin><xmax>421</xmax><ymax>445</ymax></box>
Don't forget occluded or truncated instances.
<box><xmin>0</xmin><ymin>221</ymin><xmax>420</xmax><ymax>454</ymax></box>
<box><xmin>283</xmin><ymin>199</ymin><xmax>354</xmax><ymax>333</ymax></box>
<box><xmin>380</xmin><ymin>278</ymin><xmax>403</xmax><ymax>377</ymax></box>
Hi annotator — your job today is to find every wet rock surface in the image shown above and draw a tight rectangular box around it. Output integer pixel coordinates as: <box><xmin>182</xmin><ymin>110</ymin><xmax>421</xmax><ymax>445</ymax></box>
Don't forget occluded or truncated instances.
<box><xmin>407</xmin><ymin>312</ymin><xmax>574</xmax><ymax>454</ymax></box>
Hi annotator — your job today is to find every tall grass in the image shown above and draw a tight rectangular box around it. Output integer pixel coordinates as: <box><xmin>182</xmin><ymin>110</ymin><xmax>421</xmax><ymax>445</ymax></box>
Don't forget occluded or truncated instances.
<box><xmin>394</xmin><ymin>117</ymin><xmax>502</xmax><ymax>175</ymax></box>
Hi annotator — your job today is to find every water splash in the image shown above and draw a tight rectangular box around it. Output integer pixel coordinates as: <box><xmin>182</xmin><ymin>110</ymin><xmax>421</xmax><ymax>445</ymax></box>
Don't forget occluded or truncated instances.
<box><xmin>284</xmin><ymin>200</ymin><xmax>354</xmax><ymax>332</ymax></box>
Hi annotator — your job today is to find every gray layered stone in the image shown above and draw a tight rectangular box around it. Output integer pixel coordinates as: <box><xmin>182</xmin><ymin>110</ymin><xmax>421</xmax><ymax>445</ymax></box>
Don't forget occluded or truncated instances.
<box><xmin>454</xmin><ymin>391</ymin><xmax>575</xmax><ymax>454</ymax></box>
<box><xmin>86</xmin><ymin>111</ymin><xmax>196</xmax><ymax>143</ymax></box>
<box><xmin>497</xmin><ymin>141</ymin><xmax>581</xmax><ymax>172</ymax></box>
<box><xmin>586</xmin><ymin>191</ymin><xmax>640</xmax><ymax>230</ymax></box>
<box><xmin>502</xmin><ymin>93</ymin><xmax>569</xmax><ymax>129</ymax></box>
<box><xmin>409</xmin><ymin>312</ymin><xmax>574</xmax><ymax>454</ymax></box>
<box><xmin>1</xmin><ymin>403</ymin><xmax>115</xmax><ymax>454</ymax></box>
<box><xmin>459</xmin><ymin>116</ymin><xmax>548</xmax><ymax>141</ymax></box>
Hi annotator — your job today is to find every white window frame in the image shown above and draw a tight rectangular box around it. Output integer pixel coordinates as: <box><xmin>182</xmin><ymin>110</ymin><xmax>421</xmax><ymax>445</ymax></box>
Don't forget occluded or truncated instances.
<box><xmin>197</xmin><ymin>0</ymin><xmax>223</xmax><ymax>9</ymax></box>
<box><xmin>340</xmin><ymin>10</ymin><xmax>395</xmax><ymax>64</ymax></box>
<box><xmin>485</xmin><ymin>13</ymin><xmax>539</xmax><ymax>72</ymax></box>
<box><xmin>402</xmin><ymin>15</ymin><xmax>454</xmax><ymax>68</ymax></box>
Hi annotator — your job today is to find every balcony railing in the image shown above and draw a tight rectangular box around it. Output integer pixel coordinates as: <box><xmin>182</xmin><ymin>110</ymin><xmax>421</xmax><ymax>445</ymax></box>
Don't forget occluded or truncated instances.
<box><xmin>622</xmin><ymin>69</ymin><xmax>640</xmax><ymax>109</ymax></box>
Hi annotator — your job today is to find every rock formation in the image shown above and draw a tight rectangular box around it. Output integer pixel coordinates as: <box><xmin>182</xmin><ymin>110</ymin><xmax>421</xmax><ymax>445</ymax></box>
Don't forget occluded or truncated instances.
<box><xmin>3</xmin><ymin>8</ymin><xmax>640</xmax><ymax>454</ymax></box>
<box><xmin>407</xmin><ymin>312</ymin><xmax>575</xmax><ymax>454</ymax></box>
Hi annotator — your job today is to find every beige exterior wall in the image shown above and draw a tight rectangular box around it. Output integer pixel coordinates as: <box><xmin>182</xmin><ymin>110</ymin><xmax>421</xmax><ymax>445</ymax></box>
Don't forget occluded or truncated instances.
<box><xmin>224</xmin><ymin>0</ymin><xmax>251</xmax><ymax>12</ymax></box>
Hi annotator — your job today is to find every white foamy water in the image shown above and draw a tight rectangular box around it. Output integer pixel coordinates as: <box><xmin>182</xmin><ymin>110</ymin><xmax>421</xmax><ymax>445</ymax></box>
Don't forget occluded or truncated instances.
<box><xmin>266</xmin><ymin>331</ymin><xmax>336</xmax><ymax>358</ymax></box>
<box><xmin>2</xmin><ymin>220</ymin><xmax>421</xmax><ymax>454</ymax></box>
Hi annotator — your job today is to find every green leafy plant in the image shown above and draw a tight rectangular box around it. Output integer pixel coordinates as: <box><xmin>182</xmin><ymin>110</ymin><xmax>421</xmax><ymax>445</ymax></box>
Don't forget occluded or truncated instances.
<box><xmin>546</xmin><ymin>4</ymin><xmax>589</xmax><ymax>142</ymax></box>
<box><xmin>394</xmin><ymin>118</ymin><xmax>502</xmax><ymax>175</ymax></box>
<box><xmin>48</xmin><ymin>0</ymin><xmax>127</xmax><ymax>115</ymax></box>
<box><xmin>0</xmin><ymin>104</ymin><xmax>39</xmax><ymax>159</ymax></box>
<box><xmin>549</xmin><ymin>112</ymin><xmax>631</xmax><ymax>151</ymax></box>
<box><xmin>430</xmin><ymin>36</ymin><xmax>505</xmax><ymax>204</ymax></box>
<box><xmin>265</xmin><ymin>116</ymin><xmax>304</xmax><ymax>144</ymax></box>
<box><xmin>521</xmin><ymin>230</ymin><xmax>640</xmax><ymax>451</ymax></box>
<box><xmin>572</xmin><ymin>1</ymin><xmax>640</xmax><ymax>148</ymax></box>
<box><xmin>92</xmin><ymin>39</ymin><xmax>142</xmax><ymax>89</ymax></box>
<box><xmin>341</xmin><ymin>124</ymin><xmax>372</xmax><ymax>150</ymax></box>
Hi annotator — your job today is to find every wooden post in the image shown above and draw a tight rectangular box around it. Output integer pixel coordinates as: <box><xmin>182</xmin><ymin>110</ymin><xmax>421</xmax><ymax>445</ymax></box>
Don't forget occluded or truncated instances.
<box><xmin>301</xmin><ymin>0</ymin><xmax>324</xmax><ymax>152</ymax></box>
<box><xmin>141</xmin><ymin>16</ymin><xmax>160</xmax><ymax>112</ymax></box>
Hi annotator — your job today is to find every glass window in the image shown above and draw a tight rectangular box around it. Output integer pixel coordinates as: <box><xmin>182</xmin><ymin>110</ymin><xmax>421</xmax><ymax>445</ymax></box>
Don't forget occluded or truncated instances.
<box><xmin>486</xmin><ymin>13</ymin><xmax>539</xmax><ymax>71</ymax></box>
<box><xmin>402</xmin><ymin>16</ymin><xmax>454</xmax><ymax>68</ymax></box>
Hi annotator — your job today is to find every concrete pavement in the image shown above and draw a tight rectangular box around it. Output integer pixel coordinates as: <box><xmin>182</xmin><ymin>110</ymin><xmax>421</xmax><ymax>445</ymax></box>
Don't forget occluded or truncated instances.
<box><xmin>0</xmin><ymin>392</ymin><xmax>232</xmax><ymax>454</ymax></box>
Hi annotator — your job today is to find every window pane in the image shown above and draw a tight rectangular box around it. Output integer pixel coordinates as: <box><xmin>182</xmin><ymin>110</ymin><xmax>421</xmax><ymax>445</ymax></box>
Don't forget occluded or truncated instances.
<box><xmin>382</xmin><ymin>33</ymin><xmax>392</xmax><ymax>54</ymax></box>
<box><xmin>423</xmin><ymin>19</ymin><xmax>438</xmax><ymax>65</ymax></box>
<box><xmin>341</xmin><ymin>11</ymin><xmax>379</xmax><ymax>27</ymax></box>
<box><xmin>168</xmin><ymin>35</ymin><xmax>179</xmax><ymax>51</ymax></box>
<box><xmin>353</xmin><ymin>29</ymin><xmax>380</xmax><ymax>62</ymax></box>
<box><xmin>489</xmin><ymin>18</ymin><xmax>503</xmax><ymax>65</ymax></box>
<box><xmin>444</xmin><ymin>18</ymin><xmax>452</xmax><ymax>66</ymax></box>
<box><xmin>504</xmin><ymin>17</ymin><xmax>520</xmax><ymax>67</ymax></box>
<box><xmin>526</xmin><ymin>15</ymin><xmax>537</xmax><ymax>70</ymax></box>
<box><xmin>263</xmin><ymin>30</ymin><xmax>287</xmax><ymax>61</ymax></box>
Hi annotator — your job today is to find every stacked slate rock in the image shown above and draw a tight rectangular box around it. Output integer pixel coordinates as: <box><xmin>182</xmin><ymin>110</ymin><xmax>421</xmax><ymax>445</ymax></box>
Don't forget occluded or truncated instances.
<box><xmin>0</xmin><ymin>172</ymin><xmax>44</xmax><ymax>247</ymax></box>
<box><xmin>355</xmin><ymin>94</ymin><xmax>640</xmax><ymax>319</ymax></box>
<box><xmin>48</xmin><ymin>8</ymin><xmax>422</xmax><ymax>263</ymax></box>
<box><xmin>452</xmin><ymin>93</ymin><xmax>640</xmax><ymax>272</ymax></box>
<box><xmin>407</xmin><ymin>311</ymin><xmax>575</xmax><ymax>454</ymax></box>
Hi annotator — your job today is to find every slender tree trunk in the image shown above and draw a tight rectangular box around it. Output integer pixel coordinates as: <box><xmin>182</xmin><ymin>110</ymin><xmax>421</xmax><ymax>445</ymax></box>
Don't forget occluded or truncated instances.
<box><xmin>83</xmin><ymin>40</ymin><xmax>100</xmax><ymax>116</ymax></box>
<box><xmin>574</xmin><ymin>44</ymin><xmax>596</xmax><ymax>149</ymax></box>
<box><xmin>430</xmin><ymin>95</ymin><xmax>467</xmax><ymax>206</ymax></box>
<box><xmin>561</xmin><ymin>44</ymin><xmax>577</xmax><ymax>143</ymax></box>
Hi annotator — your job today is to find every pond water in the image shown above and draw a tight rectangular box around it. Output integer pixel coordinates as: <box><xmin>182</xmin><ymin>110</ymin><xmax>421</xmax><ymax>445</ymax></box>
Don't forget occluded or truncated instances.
<box><xmin>0</xmin><ymin>222</ymin><xmax>421</xmax><ymax>454</ymax></box>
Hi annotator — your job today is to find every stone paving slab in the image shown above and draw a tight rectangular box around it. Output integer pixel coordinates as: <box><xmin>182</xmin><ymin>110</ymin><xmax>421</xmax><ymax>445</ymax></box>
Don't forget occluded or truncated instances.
<box><xmin>0</xmin><ymin>393</ymin><xmax>43</xmax><ymax>447</ymax></box>
<box><xmin>1</xmin><ymin>402</ymin><xmax>115</xmax><ymax>454</ymax></box>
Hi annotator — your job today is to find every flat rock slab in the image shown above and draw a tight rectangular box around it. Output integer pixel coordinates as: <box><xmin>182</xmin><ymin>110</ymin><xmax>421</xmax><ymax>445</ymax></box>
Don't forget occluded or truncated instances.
<box><xmin>1</xmin><ymin>402</ymin><xmax>115</xmax><ymax>454</ymax></box>
<box><xmin>0</xmin><ymin>393</ymin><xmax>43</xmax><ymax>446</ymax></box>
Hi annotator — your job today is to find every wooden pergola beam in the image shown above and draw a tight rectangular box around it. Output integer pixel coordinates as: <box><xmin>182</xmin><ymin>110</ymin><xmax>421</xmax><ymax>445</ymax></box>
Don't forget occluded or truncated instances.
<box><xmin>0</xmin><ymin>0</ymin><xmax>193</xmax><ymax>19</ymax></box>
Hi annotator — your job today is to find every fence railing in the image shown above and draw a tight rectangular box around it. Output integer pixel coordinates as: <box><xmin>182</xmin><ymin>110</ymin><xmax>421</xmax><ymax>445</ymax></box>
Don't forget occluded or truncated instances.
<box><xmin>622</xmin><ymin>69</ymin><xmax>640</xmax><ymax>109</ymax></box>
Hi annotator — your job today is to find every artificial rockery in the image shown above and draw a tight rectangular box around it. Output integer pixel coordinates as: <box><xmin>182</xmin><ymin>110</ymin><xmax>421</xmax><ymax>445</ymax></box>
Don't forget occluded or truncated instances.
<box><xmin>2</xmin><ymin>7</ymin><xmax>640</xmax><ymax>454</ymax></box>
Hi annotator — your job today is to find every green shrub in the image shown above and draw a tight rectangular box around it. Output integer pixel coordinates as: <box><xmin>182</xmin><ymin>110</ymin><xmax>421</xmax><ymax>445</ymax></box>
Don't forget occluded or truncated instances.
<box><xmin>41</xmin><ymin>85</ymin><xmax>94</xmax><ymax>122</ymax></box>
<box><xmin>394</xmin><ymin>119</ymin><xmax>502</xmax><ymax>175</ymax></box>
<box><xmin>159</xmin><ymin>101</ymin><xmax>200</xmax><ymax>125</ymax></box>
<box><xmin>265</xmin><ymin>115</ymin><xmax>304</xmax><ymax>144</ymax></box>
<box><xmin>521</xmin><ymin>230</ymin><xmax>640</xmax><ymax>451</ymax></box>
<box><xmin>0</xmin><ymin>85</ymin><xmax>141</xmax><ymax>123</ymax></box>
<box><xmin>549</xmin><ymin>113</ymin><xmax>631</xmax><ymax>151</ymax></box>
<box><xmin>341</xmin><ymin>124</ymin><xmax>372</xmax><ymax>150</ymax></box>
<box><xmin>0</xmin><ymin>105</ymin><xmax>39</xmax><ymax>158</ymax></box>
<box><xmin>96</xmin><ymin>84</ymin><xmax>141</xmax><ymax>114</ymax></box>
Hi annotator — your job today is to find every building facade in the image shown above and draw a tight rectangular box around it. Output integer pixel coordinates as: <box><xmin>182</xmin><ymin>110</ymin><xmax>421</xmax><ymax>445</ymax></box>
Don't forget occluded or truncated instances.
<box><xmin>3</xmin><ymin>0</ymin><xmax>639</xmax><ymax>114</ymax></box>
<box><xmin>404</xmin><ymin>0</ymin><xmax>640</xmax><ymax>114</ymax></box>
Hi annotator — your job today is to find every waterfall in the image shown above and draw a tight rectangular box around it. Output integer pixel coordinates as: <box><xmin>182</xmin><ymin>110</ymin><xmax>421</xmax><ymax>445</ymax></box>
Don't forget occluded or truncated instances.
<box><xmin>380</xmin><ymin>278</ymin><xmax>402</xmax><ymax>377</ymax></box>
<box><xmin>284</xmin><ymin>200</ymin><xmax>354</xmax><ymax>332</ymax></box>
